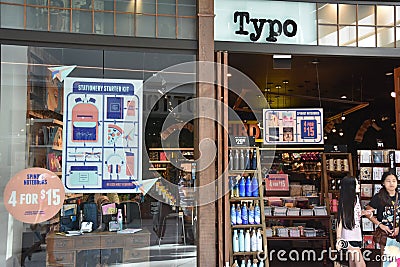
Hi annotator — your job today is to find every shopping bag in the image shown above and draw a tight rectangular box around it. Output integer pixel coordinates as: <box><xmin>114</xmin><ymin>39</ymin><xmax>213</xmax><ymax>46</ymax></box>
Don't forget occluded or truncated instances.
<box><xmin>382</xmin><ymin>238</ymin><xmax>400</xmax><ymax>267</ymax></box>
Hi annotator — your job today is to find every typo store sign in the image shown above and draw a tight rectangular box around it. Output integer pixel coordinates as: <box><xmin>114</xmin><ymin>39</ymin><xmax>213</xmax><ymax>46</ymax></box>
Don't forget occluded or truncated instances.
<box><xmin>215</xmin><ymin>0</ymin><xmax>317</xmax><ymax>45</ymax></box>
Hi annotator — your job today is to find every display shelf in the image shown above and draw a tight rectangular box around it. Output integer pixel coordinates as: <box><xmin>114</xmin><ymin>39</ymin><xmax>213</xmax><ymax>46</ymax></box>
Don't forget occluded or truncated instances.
<box><xmin>30</xmin><ymin>145</ymin><xmax>63</xmax><ymax>151</ymax></box>
<box><xmin>232</xmin><ymin>251</ymin><xmax>260</xmax><ymax>256</ymax></box>
<box><xmin>149</xmin><ymin>168</ymin><xmax>167</xmax><ymax>171</ymax></box>
<box><xmin>265</xmin><ymin>216</ymin><xmax>330</xmax><ymax>220</ymax></box>
<box><xmin>228</xmin><ymin>170</ymin><xmax>257</xmax><ymax>174</ymax></box>
<box><xmin>231</xmin><ymin>224</ymin><xmax>263</xmax><ymax>229</ymax></box>
<box><xmin>267</xmin><ymin>236</ymin><xmax>328</xmax><ymax>241</ymax></box>
<box><xmin>230</xmin><ymin>197</ymin><xmax>261</xmax><ymax>202</ymax></box>
<box><xmin>148</xmin><ymin>148</ymin><xmax>194</xmax><ymax>151</ymax></box>
<box><xmin>30</xmin><ymin>118</ymin><xmax>63</xmax><ymax>126</ymax></box>
<box><xmin>149</xmin><ymin>161</ymin><xmax>171</xmax><ymax>163</ymax></box>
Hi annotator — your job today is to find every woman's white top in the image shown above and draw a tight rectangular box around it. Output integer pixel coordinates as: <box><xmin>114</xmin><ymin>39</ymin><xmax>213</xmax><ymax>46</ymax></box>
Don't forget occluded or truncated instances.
<box><xmin>341</xmin><ymin>197</ymin><xmax>362</xmax><ymax>241</ymax></box>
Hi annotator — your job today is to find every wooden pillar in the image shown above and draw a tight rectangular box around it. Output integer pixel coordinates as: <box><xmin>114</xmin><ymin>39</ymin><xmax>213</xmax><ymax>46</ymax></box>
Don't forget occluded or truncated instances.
<box><xmin>197</xmin><ymin>0</ymin><xmax>216</xmax><ymax>266</ymax></box>
<box><xmin>395</xmin><ymin>67</ymin><xmax>400</xmax><ymax>149</ymax></box>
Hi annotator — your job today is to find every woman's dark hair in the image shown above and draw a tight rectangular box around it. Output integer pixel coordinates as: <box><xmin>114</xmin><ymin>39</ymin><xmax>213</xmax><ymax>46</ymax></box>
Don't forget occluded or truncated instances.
<box><xmin>377</xmin><ymin>171</ymin><xmax>398</xmax><ymax>206</ymax></box>
<box><xmin>338</xmin><ymin>176</ymin><xmax>357</xmax><ymax>230</ymax></box>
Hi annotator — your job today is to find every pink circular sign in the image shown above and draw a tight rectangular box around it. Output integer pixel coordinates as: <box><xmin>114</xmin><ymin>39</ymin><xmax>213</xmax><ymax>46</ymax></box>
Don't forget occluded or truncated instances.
<box><xmin>4</xmin><ymin>168</ymin><xmax>65</xmax><ymax>224</ymax></box>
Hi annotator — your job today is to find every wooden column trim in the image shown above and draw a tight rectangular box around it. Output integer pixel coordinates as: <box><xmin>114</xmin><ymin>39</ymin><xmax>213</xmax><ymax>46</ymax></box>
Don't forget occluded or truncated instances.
<box><xmin>395</xmin><ymin>67</ymin><xmax>400</xmax><ymax>149</ymax></box>
<box><xmin>197</xmin><ymin>0</ymin><xmax>216</xmax><ymax>266</ymax></box>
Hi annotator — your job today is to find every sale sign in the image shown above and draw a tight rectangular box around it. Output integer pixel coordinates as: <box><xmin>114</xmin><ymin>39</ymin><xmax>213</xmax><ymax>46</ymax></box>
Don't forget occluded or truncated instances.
<box><xmin>265</xmin><ymin>174</ymin><xmax>289</xmax><ymax>191</ymax></box>
<box><xmin>4</xmin><ymin>168</ymin><xmax>65</xmax><ymax>223</ymax></box>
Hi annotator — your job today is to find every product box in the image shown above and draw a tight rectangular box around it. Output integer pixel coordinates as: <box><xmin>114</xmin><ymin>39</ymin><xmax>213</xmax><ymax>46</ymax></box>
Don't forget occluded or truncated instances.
<box><xmin>363</xmin><ymin>235</ymin><xmax>375</xmax><ymax>249</ymax></box>
<box><xmin>361</xmin><ymin>184</ymin><xmax>373</xmax><ymax>198</ymax></box>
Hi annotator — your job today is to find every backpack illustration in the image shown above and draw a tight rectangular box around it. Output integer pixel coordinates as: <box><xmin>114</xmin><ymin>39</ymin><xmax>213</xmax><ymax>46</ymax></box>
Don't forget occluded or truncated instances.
<box><xmin>72</xmin><ymin>97</ymin><xmax>98</xmax><ymax>142</ymax></box>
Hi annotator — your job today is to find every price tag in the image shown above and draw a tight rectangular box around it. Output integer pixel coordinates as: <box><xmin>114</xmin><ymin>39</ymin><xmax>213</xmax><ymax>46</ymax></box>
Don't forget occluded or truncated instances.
<box><xmin>4</xmin><ymin>168</ymin><xmax>65</xmax><ymax>223</ymax></box>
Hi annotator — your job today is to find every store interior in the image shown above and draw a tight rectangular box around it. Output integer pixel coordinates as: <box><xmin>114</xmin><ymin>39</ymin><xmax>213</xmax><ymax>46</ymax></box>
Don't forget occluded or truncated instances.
<box><xmin>229</xmin><ymin>53</ymin><xmax>400</xmax><ymax>151</ymax></box>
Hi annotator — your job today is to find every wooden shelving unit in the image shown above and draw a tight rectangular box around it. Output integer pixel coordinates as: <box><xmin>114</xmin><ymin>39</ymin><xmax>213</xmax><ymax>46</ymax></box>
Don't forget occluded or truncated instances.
<box><xmin>322</xmin><ymin>152</ymin><xmax>354</xmax><ymax>250</ymax></box>
<box><xmin>227</xmin><ymin>147</ymin><xmax>269</xmax><ymax>267</ymax></box>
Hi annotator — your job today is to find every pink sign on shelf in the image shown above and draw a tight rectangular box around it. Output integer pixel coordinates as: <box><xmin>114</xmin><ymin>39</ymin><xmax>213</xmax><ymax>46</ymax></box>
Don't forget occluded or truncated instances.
<box><xmin>265</xmin><ymin>174</ymin><xmax>289</xmax><ymax>191</ymax></box>
<box><xmin>3</xmin><ymin>168</ymin><xmax>65</xmax><ymax>224</ymax></box>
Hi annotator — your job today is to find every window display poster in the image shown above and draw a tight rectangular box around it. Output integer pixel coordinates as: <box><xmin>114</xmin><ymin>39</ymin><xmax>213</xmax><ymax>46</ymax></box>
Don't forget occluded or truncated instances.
<box><xmin>265</xmin><ymin>174</ymin><xmax>289</xmax><ymax>191</ymax></box>
<box><xmin>263</xmin><ymin>108</ymin><xmax>324</xmax><ymax>144</ymax></box>
<box><xmin>63</xmin><ymin>78</ymin><xmax>143</xmax><ymax>193</ymax></box>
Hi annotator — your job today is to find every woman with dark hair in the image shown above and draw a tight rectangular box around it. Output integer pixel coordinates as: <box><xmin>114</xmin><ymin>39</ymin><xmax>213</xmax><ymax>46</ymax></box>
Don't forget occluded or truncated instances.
<box><xmin>366</xmin><ymin>172</ymin><xmax>399</xmax><ymax>256</ymax></box>
<box><xmin>336</xmin><ymin>176</ymin><xmax>371</xmax><ymax>267</ymax></box>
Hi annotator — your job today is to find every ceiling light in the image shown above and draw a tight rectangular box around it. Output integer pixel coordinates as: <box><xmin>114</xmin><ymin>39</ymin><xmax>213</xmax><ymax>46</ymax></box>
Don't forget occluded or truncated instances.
<box><xmin>340</xmin><ymin>95</ymin><xmax>347</xmax><ymax>99</ymax></box>
<box><xmin>283</xmin><ymin>80</ymin><xmax>289</xmax><ymax>84</ymax></box>
<box><xmin>332</xmin><ymin>127</ymin><xmax>336</xmax><ymax>133</ymax></box>
<box><xmin>275</xmin><ymin>85</ymin><xmax>282</xmax><ymax>89</ymax></box>
<box><xmin>324</xmin><ymin>135</ymin><xmax>328</xmax><ymax>140</ymax></box>
<box><xmin>386</xmin><ymin>72</ymin><xmax>393</xmax><ymax>76</ymax></box>
<box><xmin>339</xmin><ymin>130</ymin><xmax>344</xmax><ymax>136</ymax></box>
<box><xmin>265</xmin><ymin>88</ymin><xmax>271</xmax><ymax>92</ymax></box>
<box><xmin>227</xmin><ymin>73</ymin><xmax>232</xmax><ymax>77</ymax></box>
<box><xmin>341</xmin><ymin>113</ymin><xmax>346</xmax><ymax>121</ymax></box>
<box><xmin>273</xmin><ymin>55</ymin><xmax>291</xmax><ymax>59</ymax></box>
<box><xmin>391</xmin><ymin>91</ymin><xmax>396</xmax><ymax>98</ymax></box>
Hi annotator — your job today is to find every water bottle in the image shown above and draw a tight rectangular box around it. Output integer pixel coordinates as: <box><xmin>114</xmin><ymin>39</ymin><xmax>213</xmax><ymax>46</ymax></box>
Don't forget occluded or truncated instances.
<box><xmin>229</xmin><ymin>176</ymin><xmax>234</xmax><ymax>198</ymax></box>
<box><xmin>251</xmin><ymin>148</ymin><xmax>257</xmax><ymax>170</ymax></box>
<box><xmin>117</xmin><ymin>209</ymin><xmax>123</xmax><ymax>231</ymax></box>
<box><xmin>251</xmin><ymin>176</ymin><xmax>259</xmax><ymax>197</ymax></box>
<box><xmin>239</xmin><ymin>177</ymin><xmax>246</xmax><ymax>197</ymax></box>
<box><xmin>233</xmin><ymin>178</ymin><xmax>239</xmax><ymax>197</ymax></box>
<box><xmin>240</xmin><ymin>260</ymin><xmax>246</xmax><ymax>267</ymax></box>
<box><xmin>241</xmin><ymin>203</ymin><xmax>248</xmax><ymax>225</ymax></box>
<box><xmin>245</xmin><ymin>149</ymin><xmax>250</xmax><ymax>170</ymax></box>
<box><xmin>236</xmin><ymin>204</ymin><xmax>242</xmax><ymax>225</ymax></box>
<box><xmin>245</xmin><ymin>176</ymin><xmax>252</xmax><ymax>197</ymax></box>
<box><xmin>231</xmin><ymin>204</ymin><xmax>237</xmax><ymax>225</ymax></box>
<box><xmin>238</xmin><ymin>229</ymin><xmax>245</xmax><ymax>252</ymax></box>
<box><xmin>259</xmin><ymin>260</ymin><xmax>264</xmax><ymax>267</ymax></box>
<box><xmin>233</xmin><ymin>150</ymin><xmax>239</xmax><ymax>170</ymax></box>
<box><xmin>232</xmin><ymin>229</ymin><xmax>239</xmax><ymax>252</ymax></box>
<box><xmin>248</xmin><ymin>202</ymin><xmax>254</xmax><ymax>225</ymax></box>
<box><xmin>244</xmin><ymin>230</ymin><xmax>251</xmax><ymax>252</ymax></box>
<box><xmin>229</xmin><ymin>150</ymin><xmax>233</xmax><ymax>170</ymax></box>
<box><xmin>251</xmin><ymin>229</ymin><xmax>257</xmax><ymax>251</ymax></box>
<box><xmin>246</xmin><ymin>259</ymin><xmax>251</xmax><ymax>267</ymax></box>
<box><xmin>254</xmin><ymin>201</ymin><xmax>261</xmax><ymax>224</ymax></box>
<box><xmin>239</xmin><ymin>149</ymin><xmax>245</xmax><ymax>170</ymax></box>
<box><xmin>257</xmin><ymin>228</ymin><xmax>263</xmax><ymax>251</ymax></box>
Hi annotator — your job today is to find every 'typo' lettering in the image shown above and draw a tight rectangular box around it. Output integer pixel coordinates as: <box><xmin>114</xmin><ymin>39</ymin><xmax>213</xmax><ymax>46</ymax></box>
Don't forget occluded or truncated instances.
<box><xmin>233</xmin><ymin>11</ymin><xmax>297</xmax><ymax>42</ymax></box>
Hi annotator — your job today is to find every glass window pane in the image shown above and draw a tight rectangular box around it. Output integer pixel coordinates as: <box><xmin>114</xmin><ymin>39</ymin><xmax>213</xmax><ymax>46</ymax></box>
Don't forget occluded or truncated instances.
<box><xmin>116</xmin><ymin>13</ymin><xmax>134</xmax><ymax>36</ymax></box>
<box><xmin>396</xmin><ymin>27</ymin><xmax>400</xmax><ymax>47</ymax></box>
<box><xmin>377</xmin><ymin>27</ymin><xmax>394</xmax><ymax>47</ymax></box>
<box><xmin>178</xmin><ymin>18</ymin><xmax>196</xmax><ymax>39</ymax></box>
<box><xmin>136</xmin><ymin>15</ymin><xmax>155</xmax><ymax>37</ymax></box>
<box><xmin>377</xmin><ymin>6</ymin><xmax>394</xmax><ymax>26</ymax></box>
<box><xmin>50</xmin><ymin>9</ymin><xmax>69</xmax><ymax>32</ymax></box>
<box><xmin>27</xmin><ymin>0</ymin><xmax>45</xmax><ymax>5</ymax></box>
<box><xmin>72</xmin><ymin>10</ymin><xmax>93</xmax><ymax>33</ymax></box>
<box><xmin>26</xmin><ymin>7</ymin><xmax>48</xmax><ymax>31</ymax></box>
<box><xmin>397</xmin><ymin>7</ymin><xmax>400</xmax><ymax>26</ymax></box>
<box><xmin>318</xmin><ymin>25</ymin><xmax>337</xmax><ymax>46</ymax></box>
<box><xmin>158</xmin><ymin>0</ymin><xmax>175</xmax><ymax>15</ymax></box>
<box><xmin>178</xmin><ymin>0</ymin><xmax>196</xmax><ymax>17</ymax></box>
<box><xmin>1</xmin><ymin>4</ymin><xmax>25</xmax><ymax>29</ymax></box>
<box><xmin>94</xmin><ymin>0</ymin><xmax>113</xmax><ymax>11</ymax></box>
<box><xmin>116</xmin><ymin>0</ymin><xmax>135</xmax><ymax>12</ymax></box>
<box><xmin>158</xmin><ymin>16</ymin><xmax>176</xmax><ymax>38</ymax></box>
<box><xmin>358</xmin><ymin>5</ymin><xmax>375</xmax><ymax>26</ymax></box>
<box><xmin>358</xmin><ymin>26</ymin><xmax>376</xmax><ymax>47</ymax></box>
<box><xmin>138</xmin><ymin>0</ymin><xmax>156</xmax><ymax>14</ymax></box>
<box><xmin>50</xmin><ymin>0</ymin><xmax>67</xmax><ymax>8</ymax></box>
<box><xmin>72</xmin><ymin>0</ymin><xmax>91</xmax><ymax>10</ymax></box>
<box><xmin>317</xmin><ymin>3</ymin><xmax>337</xmax><ymax>24</ymax></box>
<box><xmin>339</xmin><ymin>4</ymin><xmax>356</xmax><ymax>25</ymax></box>
<box><xmin>94</xmin><ymin>12</ymin><xmax>114</xmax><ymax>34</ymax></box>
<box><xmin>339</xmin><ymin>25</ymin><xmax>356</xmax><ymax>46</ymax></box>
<box><xmin>4</xmin><ymin>0</ymin><xmax>24</xmax><ymax>3</ymax></box>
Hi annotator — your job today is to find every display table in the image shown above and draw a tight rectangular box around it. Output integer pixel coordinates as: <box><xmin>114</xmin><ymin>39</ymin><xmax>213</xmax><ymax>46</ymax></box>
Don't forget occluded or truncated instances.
<box><xmin>46</xmin><ymin>229</ymin><xmax>150</xmax><ymax>266</ymax></box>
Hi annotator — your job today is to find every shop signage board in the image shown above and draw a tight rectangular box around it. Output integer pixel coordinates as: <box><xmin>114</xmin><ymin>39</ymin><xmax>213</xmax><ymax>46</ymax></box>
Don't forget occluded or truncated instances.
<box><xmin>4</xmin><ymin>168</ymin><xmax>65</xmax><ymax>223</ymax></box>
<box><xmin>263</xmin><ymin>108</ymin><xmax>324</xmax><ymax>144</ymax></box>
<box><xmin>214</xmin><ymin>0</ymin><xmax>317</xmax><ymax>45</ymax></box>
<box><xmin>63</xmin><ymin>78</ymin><xmax>143</xmax><ymax>193</ymax></box>
<box><xmin>265</xmin><ymin>174</ymin><xmax>289</xmax><ymax>191</ymax></box>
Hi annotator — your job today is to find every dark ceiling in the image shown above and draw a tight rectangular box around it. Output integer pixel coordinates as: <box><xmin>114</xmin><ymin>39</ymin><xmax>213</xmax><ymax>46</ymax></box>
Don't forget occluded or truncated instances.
<box><xmin>228</xmin><ymin>53</ymin><xmax>400</xmax><ymax>149</ymax></box>
<box><xmin>229</xmin><ymin>53</ymin><xmax>400</xmax><ymax>118</ymax></box>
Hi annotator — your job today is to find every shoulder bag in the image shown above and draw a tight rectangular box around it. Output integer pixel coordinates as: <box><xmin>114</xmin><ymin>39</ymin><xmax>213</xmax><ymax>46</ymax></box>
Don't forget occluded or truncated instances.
<box><xmin>373</xmin><ymin>193</ymin><xmax>398</xmax><ymax>246</ymax></box>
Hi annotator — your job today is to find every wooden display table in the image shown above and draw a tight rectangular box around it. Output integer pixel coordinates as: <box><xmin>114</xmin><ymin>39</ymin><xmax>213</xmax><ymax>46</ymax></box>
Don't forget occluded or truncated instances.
<box><xmin>46</xmin><ymin>230</ymin><xmax>150</xmax><ymax>266</ymax></box>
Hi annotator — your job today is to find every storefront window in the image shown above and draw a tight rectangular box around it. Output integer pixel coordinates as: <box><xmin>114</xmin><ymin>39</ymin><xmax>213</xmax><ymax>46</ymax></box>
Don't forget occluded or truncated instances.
<box><xmin>0</xmin><ymin>0</ymin><xmax>197</xmax><ymax>39</ymax></box>
<box><xmin>0</xmin><ymin>44</ymin><xmax>197</xmax><ymax>266</ymax></box>
<box><xmin>377</xmin><ymin>6</ymin><xmax>394</xmax><ymax>26</ymax></box>
<box><xmin>339</xmin><ymin>25</ymin><xmax>356</xmax><ymax>47</ymax></box>
<box><xmin>377</xmin><ymin>27</ymin><xmax>395</xmax><ymax>48</ymax></box>
<box><xmin>339</xmin><ymin>4</ymin><xmax>356</xmax><ymax>25</ymax></box>
<box><xmin>358</xmin><ymin>26</ymin><xmax>376</xmax><ymax>47</ymax></box>
<box><xmin>358</xmin><ymin>5</ymin><xmax>375</xmax><ymax>26</ymax></box>
<box><xmin>317</xmin><ymin>3</ymin><xmax>337</xmax><ymax>24</ymax></box>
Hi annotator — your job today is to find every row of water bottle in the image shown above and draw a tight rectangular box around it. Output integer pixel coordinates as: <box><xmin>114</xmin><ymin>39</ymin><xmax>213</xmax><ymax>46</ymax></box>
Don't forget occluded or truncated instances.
<box><xmin>229</xmin><ymin>149</ymin><xmax>257</xmax><ymax>170</ymax></box>
<box><xmin>232</xmin><ymin>259</ymin><xmax>265</xmax><ymax>267</ymax></box>
<box><xmin>230</xmin><ymin>176</ymin><xmax>259</xmax><ymax>198</ymax></box>
<box><xmin>231</xmin><ymin>201</ymin><xmax>261</xmax><ymax>225</ymax></box>
<box><xmin>233</xmin><ymin>228</ymin><xmax>263</xmax><ymax>252</ymax></box>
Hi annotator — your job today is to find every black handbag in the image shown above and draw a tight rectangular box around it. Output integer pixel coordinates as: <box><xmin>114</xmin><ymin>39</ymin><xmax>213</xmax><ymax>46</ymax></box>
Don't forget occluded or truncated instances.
<box><xmin>373</xmin><ymin>194</ymin><xmax>398</xmax><ymax>246</ymax></box>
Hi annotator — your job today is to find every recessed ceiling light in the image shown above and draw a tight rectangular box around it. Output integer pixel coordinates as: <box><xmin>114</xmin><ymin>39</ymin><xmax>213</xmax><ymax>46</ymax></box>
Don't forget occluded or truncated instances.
<box><xmin>227</xmin><ymin>73</ymin><xmax>232</xmax><ymax>77</ymax></box>
<box><xmin>391</xmin><ymin>91</ymin><xmax>396</xmax><ymax>98</ymax></box>
<box><xmin>275</xmin><ymin>85</ymin><xmax>282</xmax><ymax>89</ymax></box>
<box><xmin>386</xmin><ymin>72</ymin><xmax>393</xmax><ymax>76</ymax></box>
<box><xmin>283</xmin><ymin>80</ymin><xmax>289</xmax><ymax>84</ymax></box>
<box><xmin>341</xmin><ymin>95</ymin><xmax>347</xmax><ymax>99</ymax></box>
<box><xmin>265</xmin><ymin>88</ymin><xmax>271</xmax><ymax>92</ymax></box>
